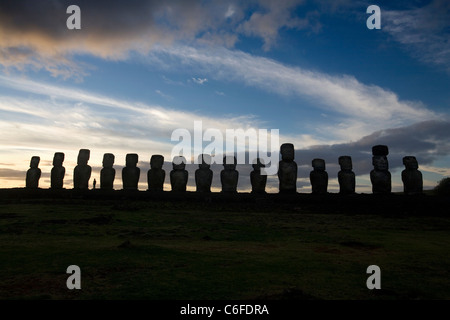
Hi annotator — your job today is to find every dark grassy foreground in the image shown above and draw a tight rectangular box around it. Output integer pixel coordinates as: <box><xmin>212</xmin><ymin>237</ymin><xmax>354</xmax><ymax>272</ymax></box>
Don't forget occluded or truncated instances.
<box><xmin>0</xmin><ymin>190</ymin><xmax>449</xmax><ymax>300</ymax></box>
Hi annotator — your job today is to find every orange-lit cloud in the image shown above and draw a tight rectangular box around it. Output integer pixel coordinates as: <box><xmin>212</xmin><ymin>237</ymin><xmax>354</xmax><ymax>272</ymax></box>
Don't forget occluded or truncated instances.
<box><xmin>0</xmin><ymin>0</ymin><xmax>313</xmax><ymax>78</ymax></box>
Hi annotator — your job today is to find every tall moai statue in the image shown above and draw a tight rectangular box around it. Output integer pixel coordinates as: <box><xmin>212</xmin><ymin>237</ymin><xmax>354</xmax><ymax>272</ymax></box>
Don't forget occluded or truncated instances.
<box><xmin>170</xmin><ymin>156</ymin><xmax>188</xmax><ymax>192</ymax></box>
<box><xmin>250</xmin><ymin>158</ymin><xmax>267</xmax><ymax>194</ymax></box>
<box><xmin>51</xmin><ymin>152</ymin><xmax>65</xmax><ymax>189</ymax></box>
<box><xmin>338</xmin><ymin>156</ymin><xmax>355</xmax><ymax>194</ymax></box>
<box><xmin>370</xmin><ymin>145</ymin><xmax>391</xmax><ymax>194</ymax></box>
<box><xmin>310</xmin><ymin>158</ymin><xmax>328</xmax><ymax>194</ymax></box>
<box><xmin>74</xmin><ymin>149</ymin><xmax>92</xmax><ymax>189</ymax></box>
<box><xmin>100</xmin><ymin>153</ymin><xmax>115</xmax><ymax>190</ymax></box>
<box><xmin>402</xmin><ymin>156</ymin><xmax>423</xmax><ymax>195</ymax></box>
<box><xmin>221</xmin><ymin>156</ymin><xmax>239</xmax><ymax>193</ymax></box>
<box><xmin>26</xmin><ymin>156</ymin><xmax>41</xmax><ymax>189</ymax></box>
<box><xmin>195</xmin><ymin>154</ymin><xmax>213</xmax><ymax>193</ymax></box>
<box><xmin>122</xmin><ymin>153</ymin><xmax>140</xmax><ymax>190</ymax></box>
<box><xmin>278</xmin><ymin>143</ymin><xmax>297</xmax><ymax>193</ymax></box>
<box><xmin>147</xmin><ymin>155</ymin><xmax>165</xmax><ymax>191</ymax></box>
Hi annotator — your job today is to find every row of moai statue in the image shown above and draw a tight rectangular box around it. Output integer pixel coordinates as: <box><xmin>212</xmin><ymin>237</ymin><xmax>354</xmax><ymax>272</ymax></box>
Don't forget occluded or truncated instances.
<box><xmin>276</xmin><ymin>143</ymin><xmax>423</xmax><ymax>195</ymax></box>
<box><xmin>25</xmin><ymin>144</ymin><xmax>423</xmax><ymax>194</ymax></box>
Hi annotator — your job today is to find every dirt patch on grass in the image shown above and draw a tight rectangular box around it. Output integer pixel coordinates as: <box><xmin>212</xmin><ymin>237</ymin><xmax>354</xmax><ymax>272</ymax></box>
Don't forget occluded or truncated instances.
<box><xmin>40</xmin><ymin>214</ymin><xmax>114</xmax><ymax>226</ymax></box>
<box><xmin>43</xmin><ymin>219</ymin><xmax>68</xmax><ymax>224</ymax></box>
<box><xmin>0</xmin><ymin>213</ymin><xmax>22</xmax><ymax>219</ymax></box>
<box><xmin>78</xmin><ymin>214</ymin><xmax>114</xmax><ymax>225</ymax></box>
<box><xmin>339</xmin><ymin>241</ymin><xmax>382</xmax><ymax>250</ymax></box>
<box><xmin>313</xmin><ymin>246</ymin><xmax>343</xmax><ymax>254</ymax></box>
<box><xmin>256</xmin><ymin>287</ymin><xmax>320</xmax><ymax>300</ymax></box>
<box><xmin>0</xmin><ymin>274</ymin><xmax>79</xmax><ymax>299</ymax></box>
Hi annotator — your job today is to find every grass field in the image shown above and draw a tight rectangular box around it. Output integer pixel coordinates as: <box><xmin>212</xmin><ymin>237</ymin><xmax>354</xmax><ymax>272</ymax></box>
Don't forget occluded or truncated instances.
<box><xmin>0</xmin><ymin>194</ymin><xmax>449</xmax><ymax>300</ymax></box>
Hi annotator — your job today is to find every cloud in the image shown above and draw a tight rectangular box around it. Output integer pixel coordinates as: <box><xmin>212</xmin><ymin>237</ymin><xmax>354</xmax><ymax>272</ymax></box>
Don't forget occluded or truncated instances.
<box><xmin>1</xmin><ymin>0</ymin><xmax>448</xmax><ymax>80</ymax></box>
<box><xmin>419</xmin><ymin>165</ymin><xmax>450</xmax><ymax>177</ymax></box>
<box><xmin>1</xmin><ymin>83</ymin><xmax>449</xmax><ymax>192</ymax></box>
<box><xmin>237</xmin><ymin>0</ymin><xmax>319</xmax><ymax>50</ymax></box>
<box><xmin>0</xmin><ymin>168</ymin><xmax>50</xmax><ymax>189</ymax></box>
<box><xmin>0</xmin><ymin>168</ymin><xmax>28</xmax><ymax>181</ymax></box>
<box><xmin>147</xmin><ymin>45</ymin><xmax>438</xmax><ymax>141</ymax></box>
<box><xmin>225</xmin><ymin>5</ymin><xmax>236</xmax><ymax>18</ymax></box>
<box><xmin>0</xmin><ymin>0</ymin><xmax>319</xmax><ymax>78</ymax></box>
<box><xmin>155</xmin><ymin>89</ymin><xmax>173</xmax><ymax>100</ymax></box>
<box><xmin>0</xmin><ymin>75</ymin><xmax>270</xmax><ymax>153</ymax></box>
<box><xmin>383</xmin><ymin>0</ymin><xmax>450</xmax><ymax>72</ymax></box>
<box><xmin>0</xmin><ymin>38</ymin><xmax>443</xmax><ymax>185</ymax></box>
<box><xmin>196</xmin><ymin>119</ymin><xmax>450</xmax><ymax>192</ymax></box>
<box><xmin>191</xmin><ymin>77</ymin><xmax>208</xmax><ymax>85</ymax></box>
<box><xmin>162</xmin><ymin>75</ymin><xmax>185</xmax><ymax>86</ymax></box>
<box><xmin>293</xmin><ymin>120</ymin><xmax>450</xmax><ymax>179</ymax></box>
<box><xmin>0</xmin><ymin>74</ymin><xmax>282</xmax><ymax>190</ymax></box>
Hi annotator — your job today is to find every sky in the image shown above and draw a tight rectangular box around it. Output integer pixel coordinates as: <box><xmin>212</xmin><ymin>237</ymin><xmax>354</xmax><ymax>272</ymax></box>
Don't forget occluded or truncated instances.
<box><xmin>0</xmin><ymin>0</ymin><xmax>449</xmax><ymax>193</ymax></box>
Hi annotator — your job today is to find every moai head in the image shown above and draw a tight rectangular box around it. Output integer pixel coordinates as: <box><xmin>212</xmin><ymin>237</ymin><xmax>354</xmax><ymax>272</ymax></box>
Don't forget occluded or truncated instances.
<box><xmin>339</xmin><ymin>156</ymin><xmax>352</xmax><ymax>171</ymax></box>
<box><xmin>403</xmin><ymin>156</ymin><xmax>418</xmax><ymax>170</ymax></box>
<box><xmin>77</xmin><ymin>149</ymin><xmax>90</xmax><ymax>166</ymax></box>
<box><xmin>172</xmin><ymin>156</ymin><xmax>186</xmax><ymax>170</ymax></box>
<box><xmin>126</xmin><ymin>153</ymin><xmax>138</xmax><ymax>167</ymax></box>
<box><xmin>223</xmin><ymin>156</ymin><xmax>237</xmax><ymax>171</ymax></box>
<box><xmin>30</xmin><ymin>156</ymin><xmax>40</xmax><ymax>168</ymax></box>
<box><xmin>150</xmin><ymin>155</ymin><xmax>164</xmax><ymax>170</ymax></box>
<box><xmin>102</xmin><ymin>153</ymin><xmax>115</xmax><ymax>168</ymax></box>
<box><xmin>53</xmin><ymin>152</ymin><xmax>64</xmax><ymax>167</ymax></box>
<box><xmin>372</xmin><ymin>145</ymin><xmax>389</xmax><ymax>171</ymax></box>
<box><xmin>372</xmin><ymin>156</ymin><xmax>388</xmax><ymax>171</ymax></box>
<box><xmin>280</xmin><ymin>143</ymin><xmax>295</xmax><ymax>162</ymax></box>
<box><xmin>252</xmin><ymin>158</ymin><xmax>265</xmax><ymax>171</ymax></box>
<box><xmin>372</xmin><ymin>145</ymin><xmax>389</xmax><ymax>157</ymax></box>
<box><xmin>312</xmin><ymin>158</ymin><xmax>325</xmax><ymax>171</ymax></box>
<box><xmin>198</xmin><ymin>154</ymin><xmax>211</xmax><ymax>169</ymax></box>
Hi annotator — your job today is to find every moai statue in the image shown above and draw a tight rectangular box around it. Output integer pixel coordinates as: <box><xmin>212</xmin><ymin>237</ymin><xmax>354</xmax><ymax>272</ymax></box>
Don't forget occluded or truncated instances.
<box><xmin>122</xmin><ymin>153</ymin><xmax>140</xmax><ymax>190</ymax></box>
<box><xmin>250</xmin><ymin>158</ymin><xmax>267</xmax><ymax>194</ymax></box>
<box><xmin>221</xmin><ymin>156</ymin><xmax>239</xmax><ymax>193</ymax></box>
<box><xmin>195</xmin><ymin>154</ymin><xmax>213</xmax><ymax>193</ymax></box>
<box><xmin>370</xmin><ymin>145</ymin><xmax>391</xmax><ymax>194</ymax></box>
<box><xmin>26</xmin><ymin>156</ymin><xmax>41</xmax><ymax>188</ymax></box>
<box><xmin>100</xmin><ymin>153</ymin><xmax>115</xmax><ymax>190</ymax></box>
<box><xmin>74</xmin><ymin>149</ymin><xmax>92</xmax><ymax>189</ymax></box>
<box><xmin>338</xmin><ymin>156</ymin><xmax>355</xmax><ymax>194</ymax></box>
<box><xmin>402</xmin><ymin>156</ymin><xmax>423</xmax><ymax>195</ymax></box>
<box><xmin>51</xmin><ymin>152</ymin><xmax>65</xmax><ymax>189</ymax></box>
<box><xmin>147</xmin><ymin>155</ymin><xmax>165</xmax><ymax>191</ymax></box>
<box><xmin>310</xmin><ymin>158</ymin><xmax>328</xmax><ymax>194</ymax></box>
<box><xmin>170</xmin><ymin>156</ymin><xmax>188</xmax><ymax>192</ymax></box>
<box><xmin>277</xmin><ymin>143</ymin><xmax>297</xmax><ymax>193</ymax></box>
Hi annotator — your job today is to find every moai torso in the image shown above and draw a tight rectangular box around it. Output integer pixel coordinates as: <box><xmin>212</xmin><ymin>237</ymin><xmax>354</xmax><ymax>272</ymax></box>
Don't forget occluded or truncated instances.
<box><xmin>278</xmin><ymin>143</ymin><xmax>297</xmax><ymax>193</ymax></box>
<box><xmin>100</xmin><ymin>153</ymin><xmax>115</xmax><ymax>190</ymax></box>
<box><xmin>370</xmin><ymin>145</ymin><xmax>391</xmax><ymax>194</ymax></box>
<box><xmin>170</xmin><ymin>156</ymin><xmax>188</xmax><ymax>192</ymax></box>
<box><xmin>51</xmin><ymin>152</ymin><xmax>65</xmax><ymax>189</ymax></box>
<box><xmin>122</xmin><ymin>153</ymin><xmax>140</xmax><ymax>190</ymax></box>
<box><xmin>195</xmin><ymin>154</ymin><xmax>213</xmax><ymax>193</ymax></box>
<box><xmin>338</xmin><ymin>156</ymin><xmax>355</xmax><ymax>194</ymax></box>
<box><xmin>26</xmin><ymin>156</ymin><xmax>41</xmax><ymax>189</ymax></box>
<box><xmin>147</xmin><ymin>155</ymin><xmax>165</xmax><ymax>191</ymax></box>
<box><xmin>250</xmin><ymin>158</ymin><xmax>267</xmax><ymax>194</ymax></box>
<box><xmin>371</xmin><ymin>168</ymin><xmax>391</xmax><ymax>194</ymax></box>
<box><xmin>74</xmin><ymin>149</ymin><xmax>92</xmax><ymax>189</ymax></box>
<box><xmin>402</xmin><ymin>156</ymin><xmax>423</xmax><ymax>195</ymax></box>
<box><xmin>221</xmin><ymin>156</ymin><xmax>238</xmax><ymax>193</ymax></box>
<box><xmin>310</xmin><ymin>158</ymin><xmax>328</xmax><ymax>194</ymax></box>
